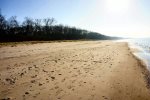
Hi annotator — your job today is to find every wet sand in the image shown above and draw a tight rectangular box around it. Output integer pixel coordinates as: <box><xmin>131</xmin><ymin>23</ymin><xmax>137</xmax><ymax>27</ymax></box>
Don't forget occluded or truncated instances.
<box><xmin>0</xmin><ymin>41</ymin><xmax>150</xmax><ymax>100</ymax></box>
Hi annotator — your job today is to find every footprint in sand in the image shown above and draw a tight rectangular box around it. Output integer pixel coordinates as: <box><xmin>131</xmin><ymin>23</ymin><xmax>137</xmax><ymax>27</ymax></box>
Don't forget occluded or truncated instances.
<box><xmin>31</xmin><ymin>80</ymin><xmax>36</xmax><ymax>83</ymax></box>
<box><xmin>67</xmin><ymin>85</ymin><xmax>73</xmax><ymax>89</ymax></box>
<box><xmin>84</xmin><ymin>82</ymin><xmax>86</xmax><ymax>83</ymax></box>
<box><xmin>31</xmin><ymin>75</ymin><xmax>37</xmax><ymax>78</ymax></box>
<box><xmin>61</xmin><ymin>78</ymin><xmax>66</xmax><ymax>82</ymax></box>
<box><xmin>25</xmin><ymin>92</ymin><xmax>29</xmax><ymax>95</ymax></box>
<box><xmin>102</xmin><ymin>96</ymin><xmax>108</xmax><ymax>99</ymax></box>
<box><xmin>51</xmin><ymin>76</ymin><xmax>55</xmax><ymax>80</ymax></box>
<box><xmin>39</xmin><ymin>83</ymin><xmax>43</xmax><ymax>86</ymax></box>
<box><xmin>1</xmin><ymin>97</ymin><xmax>12</xmax><ymax>100</ymax></box>
<box><xmin>5</xmin><ymin>78</ymin><xmax>16</xmax><ymax>85</ymax></box>
<box><xmin>28</xmin><ymin>67</ymin><xmax>32</xmax><ymax>70</ymax></box>
<box><xmin>42</xmin><ymin>69</ymin><xmax>48</xmax><ymax>73</ymax></box>
<box><xmin>20</xmin><ymin>73</ymin><xmax>24</xmax><ymax>77</ymax></box>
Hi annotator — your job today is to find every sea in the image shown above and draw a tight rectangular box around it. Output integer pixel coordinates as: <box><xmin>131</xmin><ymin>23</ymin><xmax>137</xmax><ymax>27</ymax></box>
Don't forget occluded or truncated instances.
<box><xmin>116</xmin><ymin>38</ymin><xmax>150</xmax><ymax>71</ymax></box>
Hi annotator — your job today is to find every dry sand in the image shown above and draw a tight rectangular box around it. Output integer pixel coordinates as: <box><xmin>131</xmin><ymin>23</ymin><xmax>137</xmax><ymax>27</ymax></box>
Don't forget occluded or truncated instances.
<box><xmin>0</xmin><ymin>41</ymin><xmax>150</xmax><ymax>100</ymax></box>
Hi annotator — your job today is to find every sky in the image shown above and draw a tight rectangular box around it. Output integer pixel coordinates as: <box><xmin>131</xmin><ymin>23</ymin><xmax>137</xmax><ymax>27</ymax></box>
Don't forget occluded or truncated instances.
<box><xmin>0</xmin><ymin>0</ymin><xmax>150</xmax><ymax>38</ymax></box>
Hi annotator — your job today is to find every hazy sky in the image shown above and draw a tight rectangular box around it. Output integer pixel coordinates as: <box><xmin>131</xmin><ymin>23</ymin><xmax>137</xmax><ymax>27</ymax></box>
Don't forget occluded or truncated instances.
<box><xmin>1</xmin><ymin>0</ymin><xmax>150</xmax><ymax>38</ymax></box>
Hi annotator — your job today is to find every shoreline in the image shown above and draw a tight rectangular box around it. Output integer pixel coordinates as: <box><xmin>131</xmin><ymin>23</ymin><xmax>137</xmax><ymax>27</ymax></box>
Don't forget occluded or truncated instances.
<box><xmin>0</xmin><ymin>41</ymin><xmax>150</xmax><ymax>100</ymax></box>
<box><xmin>128</xmin><ymin>45</ymin><xmax>150</xmax><ymax>88</ymax></box>
<box><xmin>133</xmin><ymin>55</ymin><xmax>150</xmax><ymax>88</ymax></box>
<box><xmin>126</xmin><ymin>42</ymin><xmax>150</xmax><ymax>88</ymax></box>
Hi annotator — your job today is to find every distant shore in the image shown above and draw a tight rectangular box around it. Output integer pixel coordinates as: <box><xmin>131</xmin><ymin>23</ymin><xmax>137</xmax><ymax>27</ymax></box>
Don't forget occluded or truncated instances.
<box><xmin>0</xmin><ymin>41</ymin><xmax>150</xmax><ymax>100</ymax></box>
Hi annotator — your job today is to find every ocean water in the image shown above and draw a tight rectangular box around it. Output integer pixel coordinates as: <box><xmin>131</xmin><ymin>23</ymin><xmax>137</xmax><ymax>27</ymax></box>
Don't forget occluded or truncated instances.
<box><xmin>117</xmin><ymin>38</ymin><xmax>150</xmax><ymax>71</ymax></box>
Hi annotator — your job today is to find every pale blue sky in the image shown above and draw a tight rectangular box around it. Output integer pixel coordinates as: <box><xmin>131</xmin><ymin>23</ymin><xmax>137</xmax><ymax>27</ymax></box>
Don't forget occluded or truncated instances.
<box><xmin>1</xmin><ymin>0</ymin><xmax>150</xmax><ymax>38</ymax></box>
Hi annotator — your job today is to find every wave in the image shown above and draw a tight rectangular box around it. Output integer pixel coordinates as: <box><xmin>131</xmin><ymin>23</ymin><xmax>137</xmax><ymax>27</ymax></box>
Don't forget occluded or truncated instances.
<box><xmin>116</xmin><ymin>38</ymin><xmax>150</xmax><ymax>71</ymax></box>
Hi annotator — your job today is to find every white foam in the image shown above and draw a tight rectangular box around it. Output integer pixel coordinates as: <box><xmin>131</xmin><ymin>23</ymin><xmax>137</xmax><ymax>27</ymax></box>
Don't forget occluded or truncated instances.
<box><xmin>117</xmin><ymin>39</ymin><xmax>150</xmax><ymax>71</ymax></box>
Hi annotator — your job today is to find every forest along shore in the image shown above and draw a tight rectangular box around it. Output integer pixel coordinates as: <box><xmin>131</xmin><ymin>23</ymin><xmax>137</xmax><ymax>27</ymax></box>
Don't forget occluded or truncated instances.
<box><xmin>0</xmin><ymin>41</ymin><xmax>150</xmax><ymax>100</ymax></box>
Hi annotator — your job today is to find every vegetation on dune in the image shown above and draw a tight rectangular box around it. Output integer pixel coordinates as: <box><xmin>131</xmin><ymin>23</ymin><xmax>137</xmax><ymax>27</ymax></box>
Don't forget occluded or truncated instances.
<box><xmin>0</xmin><ymin>12</ymin><xmax>118</xmax><ymax>42</ymax></box>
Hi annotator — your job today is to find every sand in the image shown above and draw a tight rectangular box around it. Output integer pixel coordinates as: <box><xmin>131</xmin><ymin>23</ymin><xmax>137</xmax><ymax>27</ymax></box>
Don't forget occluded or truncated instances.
<box><xmin>0</xmin><ymin>41</ymin><xmax>150</xmax><ymax>100</ymax></box>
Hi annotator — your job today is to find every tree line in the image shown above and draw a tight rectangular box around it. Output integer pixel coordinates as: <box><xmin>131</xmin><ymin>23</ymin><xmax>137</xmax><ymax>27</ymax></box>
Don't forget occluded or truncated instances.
<box><xmin>0</xmin><ymin>12</ymin><xmax>116</xmax><ymax>42</ymax></box>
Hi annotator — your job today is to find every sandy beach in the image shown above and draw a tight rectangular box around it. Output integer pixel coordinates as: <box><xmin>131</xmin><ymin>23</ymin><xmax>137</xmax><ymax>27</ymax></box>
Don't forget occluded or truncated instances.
<box><xmin>0</xmin><ymin>41</ymin><xmax>150</xmax><ymax>100</ymax></box>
